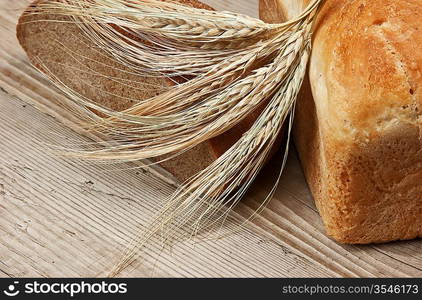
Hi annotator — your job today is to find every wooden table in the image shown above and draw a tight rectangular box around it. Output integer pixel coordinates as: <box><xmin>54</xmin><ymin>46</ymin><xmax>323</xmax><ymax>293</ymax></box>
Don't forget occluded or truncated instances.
<box><xmin>0</xmin><ymin>0</ymin><xmax>421</xmax><ymax>277</ymax></box>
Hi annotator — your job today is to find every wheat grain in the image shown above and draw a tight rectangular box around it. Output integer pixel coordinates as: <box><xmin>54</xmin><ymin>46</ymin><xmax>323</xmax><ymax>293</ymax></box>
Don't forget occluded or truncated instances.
<box><xmin>22</xmin><ymin>0</ymin><xmax>325</xmax><ymax>277</ymax></box>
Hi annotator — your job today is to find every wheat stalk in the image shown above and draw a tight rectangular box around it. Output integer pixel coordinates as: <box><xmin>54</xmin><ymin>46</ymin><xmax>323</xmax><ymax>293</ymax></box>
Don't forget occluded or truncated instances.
<box><xmin>110</xmin><ymin>46</ymin><xmax>311</xmax><ymax>277</ymax></box>
<box><xmin>47</xmin><ymin>28</ymin><xmax>303</xmax><ymax>161</ymax></box>
<box><xmin>23</xmin><ymin>0</ymin><xmax>325</xmax><ymax>276</ymax></box>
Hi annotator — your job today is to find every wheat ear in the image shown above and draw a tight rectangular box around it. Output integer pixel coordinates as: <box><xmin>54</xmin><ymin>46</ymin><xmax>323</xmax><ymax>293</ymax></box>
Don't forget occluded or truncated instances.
<box><xmin>25</xmin><ymin>0</ymin><xmax>322</xmax><ymax>162</ymax></box>
<box><xmin>23</xmin><ymin>0</ymin><xmax>325</xmax><ymax>276</ymax></box>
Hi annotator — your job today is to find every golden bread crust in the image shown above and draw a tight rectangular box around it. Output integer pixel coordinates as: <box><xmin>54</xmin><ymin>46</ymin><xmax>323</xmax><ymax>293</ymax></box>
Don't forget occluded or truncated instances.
<box><xmin>295</xmin><ymin>0</ymin><xmax>422</xmax><ymax>243</ymax></box>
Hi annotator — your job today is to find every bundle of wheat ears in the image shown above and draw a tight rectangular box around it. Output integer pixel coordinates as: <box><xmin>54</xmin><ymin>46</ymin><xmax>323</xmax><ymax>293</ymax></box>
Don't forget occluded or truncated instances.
<box><xmin>19</xmin><ymin>0</ymin><xmax>325</xmax><ymax>276</ymax></box>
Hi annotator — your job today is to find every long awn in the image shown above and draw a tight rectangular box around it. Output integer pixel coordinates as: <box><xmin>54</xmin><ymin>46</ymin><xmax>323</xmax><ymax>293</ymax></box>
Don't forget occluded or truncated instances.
<box><xmin>23</xmin><ymin>0</ymin><xmax>325</xmax><ymax>276</ymax></box>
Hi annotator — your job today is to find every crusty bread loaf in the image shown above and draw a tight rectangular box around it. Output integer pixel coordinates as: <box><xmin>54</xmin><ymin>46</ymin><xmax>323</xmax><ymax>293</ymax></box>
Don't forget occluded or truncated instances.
<box><xmin>261</xmin><ymin>0</ymin><xmax>422</xmax><ymax>244</ymax></box>
<box><xmin>17</xmin><ymin>0</ymin><xmax>264</xmax><ymax>182</ymax></box>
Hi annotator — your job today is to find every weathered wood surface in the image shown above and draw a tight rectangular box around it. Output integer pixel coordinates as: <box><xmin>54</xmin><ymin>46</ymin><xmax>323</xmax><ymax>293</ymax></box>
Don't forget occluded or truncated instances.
<box><xmin>0</xmin><ymin>0</ymin><xmax>421</xmax><ymax>277</ymax></box>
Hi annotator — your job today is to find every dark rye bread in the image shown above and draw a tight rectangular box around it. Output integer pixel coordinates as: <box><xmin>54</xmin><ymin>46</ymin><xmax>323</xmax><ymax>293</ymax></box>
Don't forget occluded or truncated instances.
<box><xmin>261</xmin><ymin>0</ymin><xmax>422</xmax><ymax>244</ymax></box>
<box><xmin>17</xmin><ymin>0</ymin><xmax>263</xmax><ymax>182</ymax></box>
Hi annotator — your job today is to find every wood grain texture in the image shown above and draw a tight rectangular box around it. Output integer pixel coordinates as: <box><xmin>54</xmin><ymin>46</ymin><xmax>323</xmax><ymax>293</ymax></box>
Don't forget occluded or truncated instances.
<box><xmin>0</xmin><ymin>0</ymin><xmax>420</xmax><ymax>277</ymax></box>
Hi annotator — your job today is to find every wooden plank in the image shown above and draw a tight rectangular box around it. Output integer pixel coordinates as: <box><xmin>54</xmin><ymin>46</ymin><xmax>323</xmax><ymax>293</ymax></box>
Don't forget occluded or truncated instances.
<box><xmin>0</xmin><ymin>0</ymin><xmax>420</xmax><ymax>278</ymax></box>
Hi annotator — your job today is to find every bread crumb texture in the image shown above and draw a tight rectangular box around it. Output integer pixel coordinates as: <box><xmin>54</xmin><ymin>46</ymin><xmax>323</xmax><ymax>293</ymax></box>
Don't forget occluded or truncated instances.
<box><xmin>16</xmin><ymin>0</ymin><xmax>223</xmax><ymax>182</ymax></box>
<box><xmin>17</xmin><ymin>0</ymin><xmax>268</xmax><ymax>182</ymax></box>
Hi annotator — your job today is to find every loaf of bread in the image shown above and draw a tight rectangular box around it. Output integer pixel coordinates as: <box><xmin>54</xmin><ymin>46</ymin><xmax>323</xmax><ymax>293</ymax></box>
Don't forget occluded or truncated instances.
<box><xmin>17</xmin><ymin>0</ymin><xmax>264</xmax><ymax>183</ymax></box>
<box><xmin>261</xmin><ymin>0</ymin><xmax>422</xmax><ymax>244</ymax></box>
